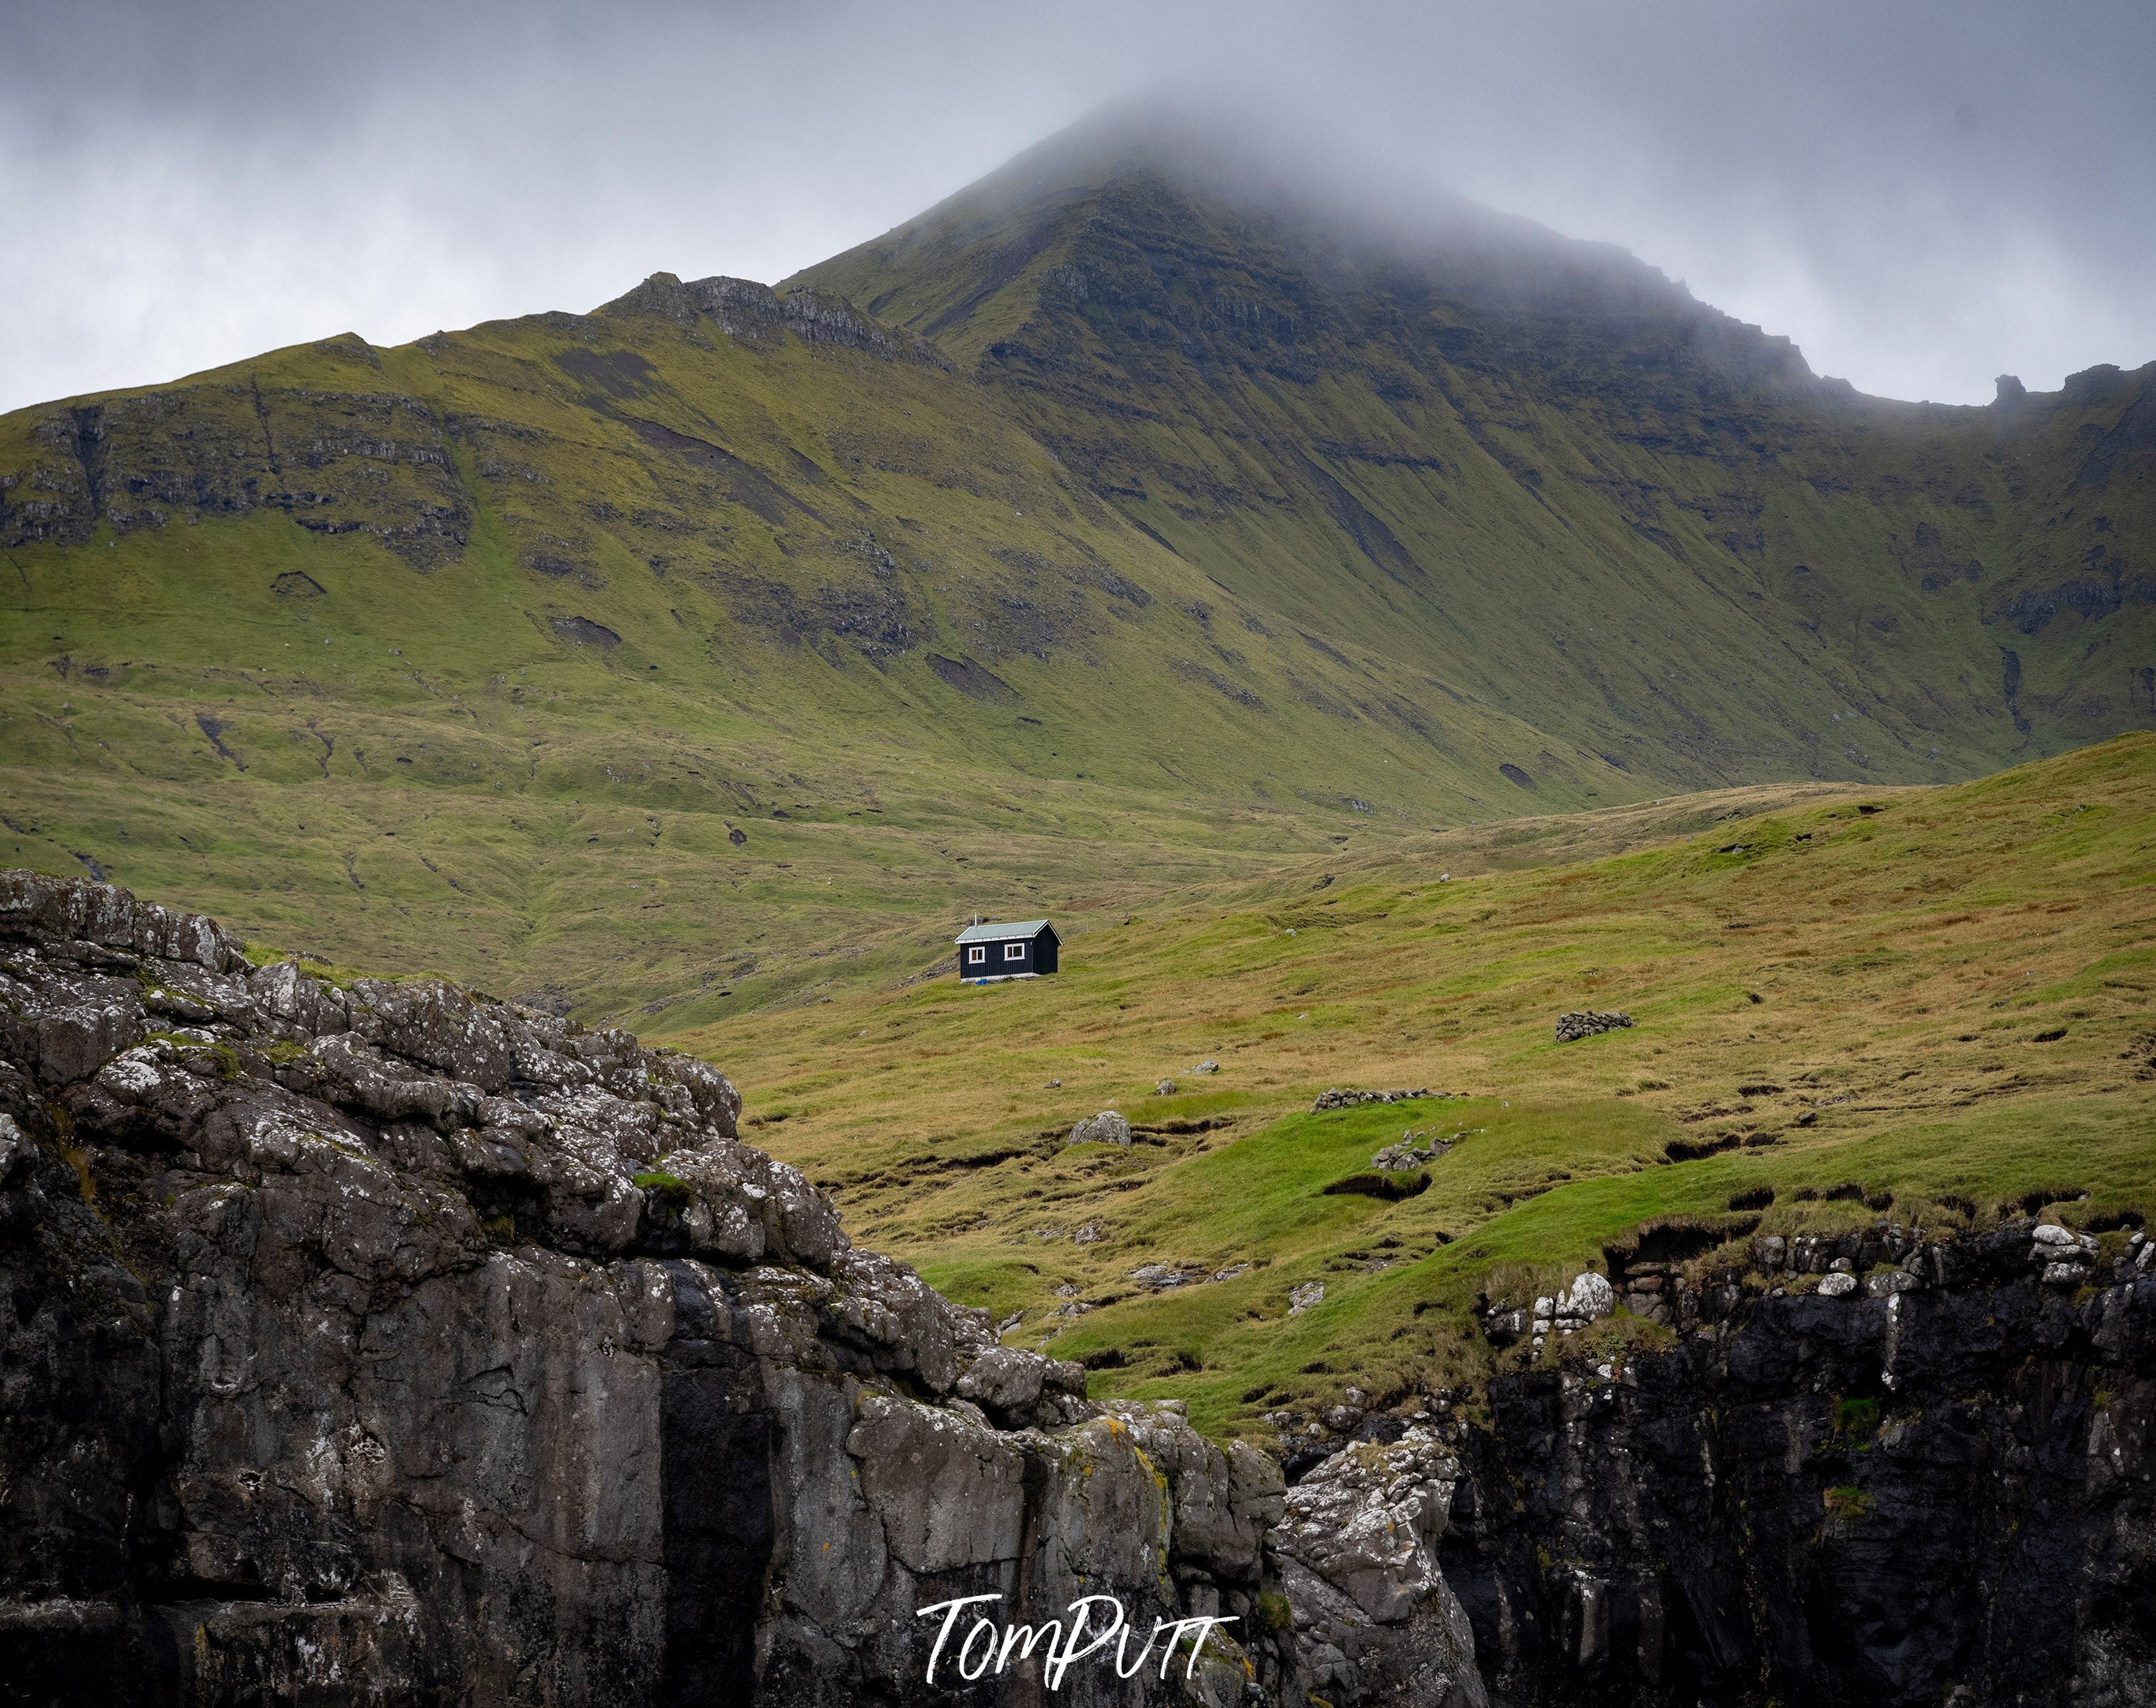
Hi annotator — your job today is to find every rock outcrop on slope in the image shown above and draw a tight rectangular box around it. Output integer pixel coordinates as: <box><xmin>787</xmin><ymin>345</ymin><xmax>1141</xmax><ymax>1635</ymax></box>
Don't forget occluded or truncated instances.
<box><xmin>1551</xmin><ymin>1011</ymin><xmax>1632</xmax><ymax>1044</ymax></box>
<box><xmin>0</xmin><ymin>871</ymin><xmax>1482</xmax><ymax>1707</ymax></box>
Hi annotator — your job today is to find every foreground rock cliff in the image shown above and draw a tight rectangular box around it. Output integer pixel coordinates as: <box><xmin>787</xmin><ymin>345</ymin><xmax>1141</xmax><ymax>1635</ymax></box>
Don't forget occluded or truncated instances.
<box><xmin>0</xmin><ymin>871</ymin><xmax>1481</xmax><ymax>1708</ymax></box>
<box><xmin>1</xmin><ymin>869</ymin><xmax>2151</xmax><ymax>1706</ymax></box>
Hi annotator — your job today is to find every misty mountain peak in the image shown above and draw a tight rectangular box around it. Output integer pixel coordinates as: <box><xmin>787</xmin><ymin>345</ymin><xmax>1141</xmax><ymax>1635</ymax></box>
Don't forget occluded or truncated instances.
<box><xmin>791</xmin><ymin>101</ymin><xmax>1818</xmax><ymax>403</ymax></box>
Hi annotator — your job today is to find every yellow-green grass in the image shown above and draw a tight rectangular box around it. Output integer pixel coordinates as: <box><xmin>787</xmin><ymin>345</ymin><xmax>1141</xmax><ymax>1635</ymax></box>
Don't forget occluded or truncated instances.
<box><xmin>688</xmin><ymin>733</ymin><xmax>2156</xmax><ymax>1438</ymax></box>
<box><xmin>8</xmin><ymin>174</ymin><xmax>2153</xmax><ymax>1035</ymax></box>
<box><xmin>0</xmin><ymin>285</ymin><xmax>1679</xmax><ymax>1020</ymax></box>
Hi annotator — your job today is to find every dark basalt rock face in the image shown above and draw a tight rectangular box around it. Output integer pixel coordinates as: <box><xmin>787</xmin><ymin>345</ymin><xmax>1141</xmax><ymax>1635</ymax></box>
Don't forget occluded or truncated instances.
<box><xmin>1</xmin><ymin>867</ymin><xmax>2151</xmax><ymax>1707</ymax></box>
<box><xmin>0</xmin><ymin>870</ymin><xmax>1334</xmax><ymax>1707</ymax></box>
<box><xmin>1443</xmin><ymin>1239</ymin><xmax>2156</xmax><ymax>1707</ymax></box>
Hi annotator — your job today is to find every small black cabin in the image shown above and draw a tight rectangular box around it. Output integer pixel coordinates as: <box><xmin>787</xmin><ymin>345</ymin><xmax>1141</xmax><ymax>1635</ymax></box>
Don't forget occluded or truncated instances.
<box><xmin>954</xmin><ymin>919</ymin><xmax>1060</xmax><ymax>980</ymax></box>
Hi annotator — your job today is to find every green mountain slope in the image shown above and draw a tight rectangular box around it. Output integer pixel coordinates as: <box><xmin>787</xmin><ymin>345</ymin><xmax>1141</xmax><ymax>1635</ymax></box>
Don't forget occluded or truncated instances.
<box><xmin>794</xmin><ymin>116</ymin><xmax>2156</xmax><ymax>781</ymax></box>
<box><xmin>2</xmin><ymin>115</ymin><xmax>2151</xmax><ymax>1020</ymax></box>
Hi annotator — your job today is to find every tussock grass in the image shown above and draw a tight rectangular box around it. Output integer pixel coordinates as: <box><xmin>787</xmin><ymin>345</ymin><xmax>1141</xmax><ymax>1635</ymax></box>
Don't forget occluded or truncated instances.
<box><xmin>690</xmin><ymin>734</ymin><xmax>2156</xmax><ymax>1437</ymax></box>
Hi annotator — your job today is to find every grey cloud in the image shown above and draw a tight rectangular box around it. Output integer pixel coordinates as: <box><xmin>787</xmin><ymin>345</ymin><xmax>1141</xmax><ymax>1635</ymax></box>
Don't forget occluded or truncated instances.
<box><xmin>1</xmin><ymin>0</ymin><xmax>2150</xmax><ymax>412</ymax></box>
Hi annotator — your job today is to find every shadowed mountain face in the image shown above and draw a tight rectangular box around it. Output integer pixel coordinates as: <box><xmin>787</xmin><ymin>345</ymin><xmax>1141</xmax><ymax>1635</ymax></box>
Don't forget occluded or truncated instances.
<box><xmin>1</xmin><ymin>116</ymin><xmax>2151</xmax><ymax>1017</ymax></box>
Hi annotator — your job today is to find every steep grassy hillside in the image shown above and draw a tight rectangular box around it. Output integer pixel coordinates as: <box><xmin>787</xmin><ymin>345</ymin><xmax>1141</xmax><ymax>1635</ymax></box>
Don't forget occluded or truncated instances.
<box><xmin>3</xmin><ymin>114</ymin><xmax>2152</xmax><ymax>1023</ymax></box>
<box><xmin>695</xmin><ymin>733</ymin><xmax>2156</xmax><ymax>1439</ymax></box>
<box><xmin>0</xmin><ymin>280</ymin><xmax>1631</xmax><ymax>1019</ymax></box>
<box><xmin>797</xmin><ymin>120</ymin><xmax>2156</xmax><ymax>781</ymax></box>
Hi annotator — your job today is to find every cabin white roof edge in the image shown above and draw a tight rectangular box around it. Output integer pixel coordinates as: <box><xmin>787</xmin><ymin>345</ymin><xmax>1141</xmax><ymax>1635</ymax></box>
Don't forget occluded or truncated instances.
<box><xmin>953</xmin><ymin>919</ymin><xmax>1057</xmax><ymax>945</ymax></box>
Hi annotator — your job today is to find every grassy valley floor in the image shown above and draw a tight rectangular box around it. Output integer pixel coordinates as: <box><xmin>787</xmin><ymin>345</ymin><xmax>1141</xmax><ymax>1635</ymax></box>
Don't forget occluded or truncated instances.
<box><xmin>684</xmin><ymin>733</ymin><xmax>2156</xmax><ymax>1439</ymax></box>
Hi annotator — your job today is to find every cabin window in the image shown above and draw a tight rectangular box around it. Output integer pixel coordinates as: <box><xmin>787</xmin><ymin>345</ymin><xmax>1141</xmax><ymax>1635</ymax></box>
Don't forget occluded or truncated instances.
<box><xmin>1004</xmin><ymin>942</ymin><xmax>1025</xmax><ymax>960</ymax></box>
<box><xmin>967</xmin><ymin>945</ymin><xmax>986</xmax><ymax>965</ymax></box>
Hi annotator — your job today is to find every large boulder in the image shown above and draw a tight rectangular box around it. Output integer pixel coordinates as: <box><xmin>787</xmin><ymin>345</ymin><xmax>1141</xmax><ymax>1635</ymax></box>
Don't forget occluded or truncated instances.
<box><xmin>1068</xmin><ymin>1109</ymin><xmax>1133</xmax><ymax>1147</ymax></box>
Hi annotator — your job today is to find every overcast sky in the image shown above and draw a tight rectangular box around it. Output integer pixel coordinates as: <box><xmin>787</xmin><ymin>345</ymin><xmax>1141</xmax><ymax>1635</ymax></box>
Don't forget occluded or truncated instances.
<box><xmin>2</xmin><ymin>0</ymin><xmax>2150</xmax><ymax>414</ymax></box>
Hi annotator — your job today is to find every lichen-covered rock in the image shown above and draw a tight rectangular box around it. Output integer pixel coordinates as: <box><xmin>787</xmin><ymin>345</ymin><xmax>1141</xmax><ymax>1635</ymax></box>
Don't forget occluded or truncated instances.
<box><xmin>1275</xmin><ymin>1431</ymin><xmax>1487</xmax><ymax>1706</ymax></box>
<box><xmin>1372</xmin><ymin>1131</ymin><xmax>1451</xmax><ymax>1171</ymax></box>
<box><xmin>1068</xmin><ymin>1109</ymin><xmax>1133</xmax><ymax>1147</ymax></box>
<box><xmin>955</xmin><ymin>1345</ymin><xmax>1048</xmax><ymax>1415</ymax></box>
<box><xmin>1311</xmin><ymin>1087</ymin><xmax>1431</xmax><ymax>1112</ymax></box>
<box><xmin>1556</xmin><ymin>1271</ymin><xmax>1614</xmax><ymax>1321</ymax></box>
<box><xmin>1552</xmin><ymin>1010</ymin><xmax>1632</xmax><ymax>1043</ymax></box>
